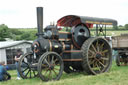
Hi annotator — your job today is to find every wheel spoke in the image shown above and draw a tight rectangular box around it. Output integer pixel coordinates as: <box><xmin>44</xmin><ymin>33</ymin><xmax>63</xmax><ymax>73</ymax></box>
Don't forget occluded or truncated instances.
<box><xmin>48</xmin><ymin>56</ymin><xmax>50</xmax><ymax>63</ymax></box>
<box><xmin>96</xmin><ymin>59</ymin><xmax>106</xmax><ymax>68</ymax></box>
<box><xmin>55</xmin><ymin>63</ymin><xmax>61</xmax><ymax>66</ymax></box>
<box><xmin>23</xmin><ymin>61</ymin><xmax>29</xmax><ymax>65</ymax></box>
<box><xmin>54</xmin><ymin>59</ymin><xmax>58</xmax><ymax>63</ymax></box>
<box><xmin>89</xmin><ymin>54</ymin><xmax>95</xmax><ymax>58</ymax></box>
<box><xmin>50</xmin><ymin>70</ymin><xmax>53</xmax><ymax>79</ymax></box>
<box><xmin>100</xmin><ymin>43</ymin><xmax>104</xmax><ymax>51</ymax></box>
<box><xmin>44</xmin><ymin>69</ymin><xmax>49</xmax><ymax>75</ymax></box>
<box><xmin>89</xmin><ymin>59</ymin><xmax>96</xmax><ymax>65</ymax></box>
<box><xmin>45</xmin><ymin>59</ymin><xmax>50</xmax><ymax>66</ymax></box>
<box><xmin>96</xmin><ymin>61</ymin><xmax>101</xmax><ymax>71</ymax></box>
<box><xmin>102</xmin><ymin>49</ymin><xmax>108</xmax><ymax>54</ymax></box>
<box><xmin>25</xmin><ymin>69</ymin><xmax>30</xmax><ymax>77</ymax></box>
<box><xmin>42</xmin><ymin>64</ymin><xmax>48</xmax><ymax>67</ymax></box>
<box><xmin>30</xmin><ymin>70</ymin><xmax>31</xmax><ymax>78</ymax></box>
<box><xmin>51</xmin><ymin>56</ymin><xmax>54</xmax><ymax>64</ymax></box>
<box><xmin>48</xmin><ymin>70</ymin><xmax>52</xmax><ymax>79</ymax></box>
<box><xmin>91</xmin><ymin>44</ymin><xmax>97</xmax><ymax>53</ymax></box>
<box><xmin>22</xmin><ymin>67</ymin><xmax>29</xmax><ymax>73</ymax></box>
<box><xmin>32</xmin><ymin>70</ymin><xmax>36</xmax><ymax>77</ymax></box>
<box><xmin>53</xmin><ymin>59</ymin><xmax>60</xmax><ymax>66</ymax></box>
<box><xmin>96</xmin><ymin>40</ymin><xmax>99</xmax><ymax>52</ymax></box>
<box><xmin>99</xmin><ymin>61</ymin><xmax>105</xmax><ymax>68</ymax></box>
<box><xmin>101</xmin><ymin>57</ymin><xmax>109</xmax><ymax>61</ymax></box>
<box><xmin>89</xmin><ymin>49</ymin><xmax>95</xmax><ymax>55</ymax></box>
<box><xmin>93</xmin><ymin>60</ymin><xmax>97</xmax><ymax>67</ymax></box>
<box><xmin>52</xmin><ymin>69</ymin><xmax>57</xmax><ymax>76</ymax></box>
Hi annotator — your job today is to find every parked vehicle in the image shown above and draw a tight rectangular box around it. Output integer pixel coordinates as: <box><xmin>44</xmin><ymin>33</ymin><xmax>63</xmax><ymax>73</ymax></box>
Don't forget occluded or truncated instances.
<box><xmin>112</xmin><ymin>34</ymin><xmax>128</xmax><ymax>66</ymax></box>
<box><xmin>18</xmin><ymin>7</ymin><xmax>118</xmax><ymax>81</ymax></box>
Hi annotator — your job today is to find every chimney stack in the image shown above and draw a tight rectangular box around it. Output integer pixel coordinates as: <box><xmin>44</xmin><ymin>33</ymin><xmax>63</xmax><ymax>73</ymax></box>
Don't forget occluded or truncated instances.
<box><xmin>37</xmin><ymin>7</ymin><xmax>43</xmax><ymax>38</ymax></box>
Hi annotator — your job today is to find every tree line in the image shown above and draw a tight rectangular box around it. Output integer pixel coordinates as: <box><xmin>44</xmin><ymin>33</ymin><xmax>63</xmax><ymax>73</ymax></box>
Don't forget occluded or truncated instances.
<box><xmin>0</xmin><ymin>24</ymin><xmax>37</xmax><ymax>41</ymax></box>
<box><xmin>0</xmin><ymin>24</ymin><xmax>128</xmax><ymax>41</ymax></box>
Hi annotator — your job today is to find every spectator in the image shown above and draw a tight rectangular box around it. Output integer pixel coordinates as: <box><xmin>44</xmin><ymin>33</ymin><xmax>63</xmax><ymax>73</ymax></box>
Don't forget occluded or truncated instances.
<box><xmin>14</xmin><ymin>49</ymin><xmax>22</xmax><ymax>80</ymax></box>
<box><xmin>0</xmin><ymin>61</ymin><xmax>11</xmax><ymax>81</ymax></box>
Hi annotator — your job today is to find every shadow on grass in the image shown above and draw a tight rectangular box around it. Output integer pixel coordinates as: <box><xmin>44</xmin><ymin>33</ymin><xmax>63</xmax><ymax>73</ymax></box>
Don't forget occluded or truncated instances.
<box><xmin>5</xmin><ymin>61</ymin><xmax>127</xmax><ymax>83</ymax></box>
<box><xmin>60</xmin><ymin>71</ymin><xmax>90</xmax><ymax>80</ymax></box>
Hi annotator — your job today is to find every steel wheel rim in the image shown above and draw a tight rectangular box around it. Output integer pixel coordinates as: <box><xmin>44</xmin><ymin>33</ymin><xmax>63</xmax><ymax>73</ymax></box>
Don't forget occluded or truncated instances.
<box><xmin>38</xmin><ymin>52</ymin><xmax>63</xmax><ymax>81</ymax></box>
<box><xmin>18</xmin><ymin>52</ymin><xmax>38</xmax><ymax>79</ymax></box>
<box><xmin>87</xmin><ymin>38</ymin><xmax>111</xmax><ymax>74</ymax></box>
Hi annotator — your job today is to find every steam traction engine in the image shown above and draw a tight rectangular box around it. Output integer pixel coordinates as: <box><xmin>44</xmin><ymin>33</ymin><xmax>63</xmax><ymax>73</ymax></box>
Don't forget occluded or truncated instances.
<box><xmin>18</xmin><ymin>7</ymin><xmax>117</xmax><ymax>81</ymax></box>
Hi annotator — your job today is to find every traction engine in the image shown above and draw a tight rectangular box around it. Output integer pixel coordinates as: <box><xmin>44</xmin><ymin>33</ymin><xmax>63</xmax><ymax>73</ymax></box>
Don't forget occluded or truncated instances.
<box><xmin>18</xmin><ymin>7</ymin><xmax>117</xmax><ymax>81</ymax></box>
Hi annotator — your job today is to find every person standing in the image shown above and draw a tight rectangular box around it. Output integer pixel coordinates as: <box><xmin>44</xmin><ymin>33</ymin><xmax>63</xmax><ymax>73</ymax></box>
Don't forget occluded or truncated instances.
<box><xmin>14</xmin><ymin>49</ymin><xmax>22</xmax><ymax>80</ymax></box>
<box><xmin>0</xmin><ymin>61</ymin><xmax>11</xmax><ymax>81</ymax></box>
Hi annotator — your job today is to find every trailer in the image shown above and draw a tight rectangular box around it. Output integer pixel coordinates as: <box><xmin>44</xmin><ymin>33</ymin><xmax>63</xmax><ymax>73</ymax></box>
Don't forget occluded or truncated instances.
<box><xmin>112</xmin><ymin>34</ymin><xmax>128</xmax><ymax>66</ymax></box>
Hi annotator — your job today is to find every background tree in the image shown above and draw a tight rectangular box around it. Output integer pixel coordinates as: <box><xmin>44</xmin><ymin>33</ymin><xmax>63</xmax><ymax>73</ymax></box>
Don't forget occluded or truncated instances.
<box><xmin>9</xmin><ymin>29</ymin><xmax>23</xmax><ymax>40</ymax></box>
<box><xmin>125</xmin><ymin>24</ymin><xmax>128</xmax><ymax>29</ymax></box>
<box><xmin>19</xmin><ymin>31</ymin><xmax>37</xmax><ymax>40</ymax></box>
<box><xmin>119</xmin><ymin>25</ymin><xmax>123</xmax><ymax>27</ymax></box>
<box><xmin>0</xmin><ymin>24</ymin><xmax>10</xmax><ymax>41</ymax></box>
<box><xmin>113</xmin><ymin>26</ymin><xmax>118</xmax><ymax>30</ymax></box>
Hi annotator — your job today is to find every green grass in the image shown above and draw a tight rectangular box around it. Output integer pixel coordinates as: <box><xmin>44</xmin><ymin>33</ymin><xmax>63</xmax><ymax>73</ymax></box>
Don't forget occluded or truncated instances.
<box><xmin>0</xmin><ymin>62</ymin><xmax>128</xmax><ymax>85</ymax></box>
<box><xmin>11</xmin><ymin>28</ymin><xmax>128</xmax><ymax>36</ymax></box>
<box><xmin>107</xmin><ymin>30</ymin><xmax>128</xmax><ymax>36</ymax></box>
<box><xmin>10</xmin><ymin>28</ymin><xmax>37</xmax><ymax>32</ymax></box>
<box><xmin>90</xmin><ymin>30</ymin><xmax>128</xmax><ymax>36</ymax></box>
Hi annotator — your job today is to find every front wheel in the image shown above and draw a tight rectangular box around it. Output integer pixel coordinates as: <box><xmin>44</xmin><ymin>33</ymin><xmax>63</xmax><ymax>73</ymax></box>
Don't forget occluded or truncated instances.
<box><xmin>37</xmin><ymin>52</ymin><xmax>64</xmax><ymax>81</ymax></box>
<box><xmin>18</xmin><ymin>52</ymin><xmax>38</xmax><ymax>79</ymax></box>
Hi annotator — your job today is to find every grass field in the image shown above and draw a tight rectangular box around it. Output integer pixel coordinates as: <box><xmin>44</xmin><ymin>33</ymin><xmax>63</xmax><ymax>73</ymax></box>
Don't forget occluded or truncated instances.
<box><xmin>0</xmin><ymin>61</ymin><xmax>128</xmax><ymax>85</ymax></box>
<box><xmin>90</xmin><ymin>30</ymin><xmax>128</xmax><ymax>36</ymax></box>
<box><xmin>16</xmin><ymin>28</ymin><xmax>128</xmax><ymax>36</ymax></box>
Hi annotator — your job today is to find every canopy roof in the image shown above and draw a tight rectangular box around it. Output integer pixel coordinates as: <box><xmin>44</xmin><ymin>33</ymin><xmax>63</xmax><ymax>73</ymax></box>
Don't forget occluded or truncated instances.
<box><xmin>57</xmin><ymin>15</ymin><xmax>118</xmax><ymax>27</ymax></box>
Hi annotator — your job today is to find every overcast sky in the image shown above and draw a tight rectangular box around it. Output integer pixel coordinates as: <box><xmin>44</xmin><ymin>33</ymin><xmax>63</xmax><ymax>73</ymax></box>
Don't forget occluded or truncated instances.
<box><xmin>0</xmin><ymin>0</ymin><xmax>128</xmax><ymax>28</ymax></box>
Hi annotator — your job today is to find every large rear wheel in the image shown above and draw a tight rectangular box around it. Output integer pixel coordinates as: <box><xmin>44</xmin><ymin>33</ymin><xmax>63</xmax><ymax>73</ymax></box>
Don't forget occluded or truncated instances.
<box><xmin>81</xmin><ymin>37</ymin><xmax>112</xmax><ymax>75</ymax></box>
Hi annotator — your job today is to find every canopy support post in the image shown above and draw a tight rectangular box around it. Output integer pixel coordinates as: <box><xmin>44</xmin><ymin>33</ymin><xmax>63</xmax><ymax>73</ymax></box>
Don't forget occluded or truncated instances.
<box><xmin>105</xmin><ymin>25</ymin><xmax>106</xmax><ymax>38</ymax></box>
<box><xmin>96</xmin><ymin>24</ymin><xmax>98</xmax><ymax>36</ymax></box>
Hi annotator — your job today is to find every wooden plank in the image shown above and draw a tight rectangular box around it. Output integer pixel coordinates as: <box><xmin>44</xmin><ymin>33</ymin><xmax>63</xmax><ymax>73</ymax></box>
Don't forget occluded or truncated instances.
<box><xmin>112</xmin><ymin>36</ymin><xmax>128</xmax><ymax>48</ymax></box>
<box><xmin>63</xmin><ymin>59</ymin><xmax>82</xmax><ymax>61</ymax></box>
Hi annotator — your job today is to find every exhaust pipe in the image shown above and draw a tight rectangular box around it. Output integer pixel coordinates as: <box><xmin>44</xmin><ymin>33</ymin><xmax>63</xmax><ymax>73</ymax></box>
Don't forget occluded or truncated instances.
<box><xmin>37</xmin><ymin>7</ymin><xmax>43</xmax><ymax>38</ymax></box>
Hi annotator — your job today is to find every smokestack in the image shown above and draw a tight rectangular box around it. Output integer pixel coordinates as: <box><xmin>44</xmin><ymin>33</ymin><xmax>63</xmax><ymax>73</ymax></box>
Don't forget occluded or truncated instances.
<box><xmin>37</xmin><ymin>7</ymin><xmax>43</xmax><ymax>38</ymax></box>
